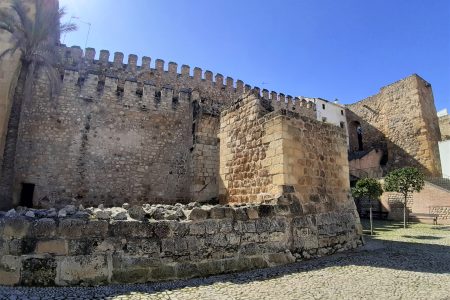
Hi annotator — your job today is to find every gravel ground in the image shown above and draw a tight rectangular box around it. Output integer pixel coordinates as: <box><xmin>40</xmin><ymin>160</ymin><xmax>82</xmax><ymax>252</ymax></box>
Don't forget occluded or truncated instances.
<box><xmin>1</xmin><ymin>220</ymin><xmax>450</xmax><ymax>300</ymax></box>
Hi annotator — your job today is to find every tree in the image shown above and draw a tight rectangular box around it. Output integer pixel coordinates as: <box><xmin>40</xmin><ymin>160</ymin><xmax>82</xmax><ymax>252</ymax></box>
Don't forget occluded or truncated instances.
<box><xmin>0</xmin><ymin>0</ymin><xmax>76</xmax><ymax>209</ymax></box>
<box><xmin>384</xmin><ymin>167</ymin><xmax>425</xmax><ymax>229</ymax></box>
<box><xmin>352</xmin><ymin>178</ymin><xmax>383</xmax><ymax>235</ymax></box>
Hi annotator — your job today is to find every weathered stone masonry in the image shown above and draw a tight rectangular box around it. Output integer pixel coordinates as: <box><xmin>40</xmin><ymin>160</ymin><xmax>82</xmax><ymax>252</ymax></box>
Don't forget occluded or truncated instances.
<box><xmin>346</xmin><ymin>74</ymin><xmax>442</xmax><ymax>177</ymax></box>
<box><xmin>219</xmin><ymin>92</ymin><xmax>351</xmax><ymax>215</ymax></box>
<box><xmin>0</xmin><ymin>202</ymin><xmax>362</xmax><ymax>286</ymax></box>
<box><xmin>0</xmin><ymin>46</ymin><xmax>363</xmax><ymax>286</ymax></box>
<box><xmin>13</xmin><ymin>46</ymin><xmax>318</xmax><ymax>208</ymax></box>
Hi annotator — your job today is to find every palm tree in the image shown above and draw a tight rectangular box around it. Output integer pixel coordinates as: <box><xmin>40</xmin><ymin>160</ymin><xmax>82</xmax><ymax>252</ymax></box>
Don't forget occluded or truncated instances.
<box><xmin>0</xmin><ymin>0</ymin><xmax>76</xmax><ymax>209</ymax></box>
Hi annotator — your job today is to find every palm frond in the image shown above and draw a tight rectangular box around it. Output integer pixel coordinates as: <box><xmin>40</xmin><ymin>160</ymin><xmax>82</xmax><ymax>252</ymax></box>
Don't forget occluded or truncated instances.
<box><xmin>11</xmin><ymin>0</ymin><xmax>32</xmax><ymax>41</ymax></box>
<box><xmin>60</xmin><ymin>22</ymin><xmax>77</xmax><ymax>34</ymax></box>
<box><xmin>0</xmin><ymin>48</ymin><xmax>16</xmax><ymax>61</ymax></box>
<box><xmin>22</xmin><ymin>61</ymin><xmax>36</xmax><ymax>103</ymax></box>
<box><xmin>0</xmin><ymin>23</ymin><xmax>13</xmax><ymax>34</ymax></box>
<box><xmin>0</xmin><ymin>10</ymin><xmax>16</xmax><ymax>34</ymax></box>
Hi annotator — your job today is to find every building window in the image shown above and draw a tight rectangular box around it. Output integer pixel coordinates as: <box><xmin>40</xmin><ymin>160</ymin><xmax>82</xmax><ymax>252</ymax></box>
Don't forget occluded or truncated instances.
<box><xmin>340</xmin><ymin>121</ymin><xmax>345</xmax><ymax>129</ymax></box>
<box><xmin>341</xmin><ymin>110</ymin><xmax>344</xmax><ymax>115</ymax></box>
<box><xmin>322</xmin><ymin>104</ymin><xmax>326</xmax><ymax>110</ymax></box>
<box><xmin>322</xmin><ymin>117</ymin><xmax>327</xmax><ymax>122</ymax></box>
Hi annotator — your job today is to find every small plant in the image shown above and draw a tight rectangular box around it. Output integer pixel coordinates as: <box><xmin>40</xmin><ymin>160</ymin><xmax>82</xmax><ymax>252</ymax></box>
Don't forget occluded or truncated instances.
<box><xmin>352</xmin><ymin>178</ymin><xmax>383</xmax><ymax>235</ymax></box>
<box><xmin>384</xmin><ymin>167</ymin><xmax>425</xmax><ymax>229</ymax></box>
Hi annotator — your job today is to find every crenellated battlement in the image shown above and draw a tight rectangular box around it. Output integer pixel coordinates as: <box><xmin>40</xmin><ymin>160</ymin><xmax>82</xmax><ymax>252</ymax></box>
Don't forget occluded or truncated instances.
<box><xmin>60</xmin><ymin>45</ymin><xmax>241</xmax><ymax>97</ymax></box>
<box><xmin>252</xmin><ymin>88</ymin><xmax>316</xmax><ymax>117</ymax></box>
<box><xmin>221</xmin><ymin>88</ymin><xmax>317</xmax><ymax>121</ymax></box>
<box><xmin>58</xmin><ymin>45</ymin><xmax>316</xmax><ymax>118</ymax></box>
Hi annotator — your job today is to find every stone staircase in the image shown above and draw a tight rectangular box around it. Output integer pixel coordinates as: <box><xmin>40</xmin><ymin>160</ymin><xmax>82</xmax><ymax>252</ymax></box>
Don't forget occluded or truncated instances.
<box><xmin>426</xmin><ymin>177</ymin><xmax>450</xmax><ymax>192</ymax></box>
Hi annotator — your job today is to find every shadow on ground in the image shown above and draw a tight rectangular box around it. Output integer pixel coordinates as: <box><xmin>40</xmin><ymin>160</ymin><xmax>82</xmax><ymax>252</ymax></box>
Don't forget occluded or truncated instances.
<box><xmin>4</xmin><ymin>220</ymin><xmax>450</xmax><ymax>298</ymax></box>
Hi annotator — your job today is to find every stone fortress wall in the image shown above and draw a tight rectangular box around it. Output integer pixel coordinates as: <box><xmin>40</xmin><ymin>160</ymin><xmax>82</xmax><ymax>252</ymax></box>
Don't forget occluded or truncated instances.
<box><xmin>2</xmin><ymin>81</ymin><xmax>362</xmax><ymax>287</ymax></box>
<box><xmin>0</xmin><ymin>201</ymin><xmax>362</xmax><ymax>286</ymax></box>
<box><xmin>12</xmin><ymin>45</ymin><xmax>316</xmax><ymax>208</ymax></box>
<box><xmin>346</xmin><ymin>74</ymin><xmax>442</xmax><ymax>177</ymax></box>
<box><xmin>219</xmin><ymin>92</ymin><xmax>351</xmax><ymax>215</ymax></box>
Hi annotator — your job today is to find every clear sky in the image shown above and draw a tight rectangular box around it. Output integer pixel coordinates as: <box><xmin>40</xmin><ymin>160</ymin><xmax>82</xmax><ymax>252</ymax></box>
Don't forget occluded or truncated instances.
<box><xmin>60</xmin><ymin>0</ymin><xmax>449</xmax><ymax>111</ymax></box>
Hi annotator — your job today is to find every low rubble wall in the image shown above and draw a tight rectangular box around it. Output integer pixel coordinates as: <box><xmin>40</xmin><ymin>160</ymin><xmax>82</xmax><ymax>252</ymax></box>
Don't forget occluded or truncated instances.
<box><xmin>0</xmin><ymin>202</ymin><xmax>362</xmax><ymax>286</ymax></box>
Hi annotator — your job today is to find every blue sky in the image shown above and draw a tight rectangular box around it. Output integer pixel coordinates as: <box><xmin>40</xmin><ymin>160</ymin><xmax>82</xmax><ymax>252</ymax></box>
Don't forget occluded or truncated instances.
<box><xmin>60</xmin><ymin>0</ymin><xmax>449</xmax><ymax>111</ymax></box>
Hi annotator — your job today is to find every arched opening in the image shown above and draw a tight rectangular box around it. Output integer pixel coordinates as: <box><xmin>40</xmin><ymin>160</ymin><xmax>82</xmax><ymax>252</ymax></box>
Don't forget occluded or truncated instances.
<box><xmin>349</xmin><ymin>121</ymin><xmax>363</xmax><ymax>151</ymax></box>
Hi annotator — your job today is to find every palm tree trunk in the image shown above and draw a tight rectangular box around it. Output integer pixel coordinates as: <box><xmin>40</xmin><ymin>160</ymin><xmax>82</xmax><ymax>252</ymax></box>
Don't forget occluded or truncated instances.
<box><xmin>0</xmin><ymin>62</ymin><xmax>29</xmax><ymax>210</ymax></box>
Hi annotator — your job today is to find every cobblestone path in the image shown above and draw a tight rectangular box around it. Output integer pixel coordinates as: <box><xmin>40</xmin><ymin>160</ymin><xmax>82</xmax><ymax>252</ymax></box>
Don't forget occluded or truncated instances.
<box><xmin>1</xmin><ymin>221</ymin><xmax>450</xmax><ymax>300</ymax></box>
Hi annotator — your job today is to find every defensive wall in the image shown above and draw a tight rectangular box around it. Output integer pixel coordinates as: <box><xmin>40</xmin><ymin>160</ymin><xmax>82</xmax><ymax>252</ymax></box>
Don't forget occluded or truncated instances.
<box><xmin>0</xmin><ymin>90</ymin><xmax>362</xmax><ymax>286</ymax></box>
<box><xmin>346</xmin><ymin>74</ymin><xmax>442</xmax><ymax>177</ymax></box>
<box><xmin>0</xmin><ymin>201</ymin><xmax>362</xmax><ymax>286</ymax></box>
<box><xmin>10</xmin><ymin>45</ymin><xmax>315</xmax><ymax>209</ymax></box>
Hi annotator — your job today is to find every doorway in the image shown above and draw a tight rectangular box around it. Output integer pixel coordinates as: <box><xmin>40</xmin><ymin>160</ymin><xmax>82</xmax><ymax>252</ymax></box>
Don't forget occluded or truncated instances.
<box><xmin>19</xmin><ymin>183</ymin><xmax>35</xmax><ymax>207</ymax></box>
<box><xmin>349</xmin><ymin>121</ymin><xmax>363</xmax><ymax>151</ymax></box>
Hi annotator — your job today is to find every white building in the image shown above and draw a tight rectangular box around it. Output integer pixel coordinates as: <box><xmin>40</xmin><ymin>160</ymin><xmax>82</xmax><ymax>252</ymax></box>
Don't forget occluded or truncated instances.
<box><xmin>301</xmin><ymin>97</ymin><xmax>349</xmax><ymax>144</ymax></box>
<box><xmin>439</xmin><ymin>140</ymin><xmax>450</xmax><ymax>179</ymax></box>
<box><xmin>437</xmin><ymin>108</ymin><xmax>448</xmax><ymax>118</ymax></box>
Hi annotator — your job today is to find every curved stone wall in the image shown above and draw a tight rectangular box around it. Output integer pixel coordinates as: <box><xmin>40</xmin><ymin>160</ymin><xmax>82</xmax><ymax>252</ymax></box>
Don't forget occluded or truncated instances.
<box><xmin>0</xmin><ymin>202</ymin><xmax>362</xmax><ymax>286</ymax></box>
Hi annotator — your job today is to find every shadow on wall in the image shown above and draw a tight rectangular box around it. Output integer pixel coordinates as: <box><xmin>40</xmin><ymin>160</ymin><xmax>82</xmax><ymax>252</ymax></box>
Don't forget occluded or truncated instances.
<box><xmin>346</xmin><ymin>109</ymin><xmax>431</xmax><ymax>177</ymax></box>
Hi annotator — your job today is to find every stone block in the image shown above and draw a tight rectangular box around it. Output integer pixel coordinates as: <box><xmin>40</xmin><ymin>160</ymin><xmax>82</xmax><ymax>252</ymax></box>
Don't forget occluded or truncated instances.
<box><xmin>266</xmin><ymin>251</ymin><xmax>295</xmax><ymax>266</ymax></box>
<box><xmin>109</xmin><ymin>220</ymin><xmax>153</xmax><ymax>238</ymax></box>
<box><xmin>30</xmin><ymin>218</ymin><xmax>56</xmax><ymax>238</ymax></box>
<box><xmin>203</xmin><ymin>219</ymin><xmax>220</xmax><ymax>234</ymax></box>
<box><xmin>218</xmin><ymin>219</ymin><xmax>233</xmax><ymax>233</ymax></box>
<box><xmin>247</xmin><ymin>255</ymin><xmax>269</xmax><ymax>269</ymax></box>
<box><xmin>293</xmin><ymin>231</ymin><xmax>319</xmax><ymax>251</ymax></box>
<box><xmin>68</xmin><ymin>239</ymin><xmax>101</xmax><ymax>255</ymax></box>
<box><xmin>8</xmin><ymin>238</ymin><xmax>36</xmax><ymax>255</ymax></box>
<box><xmin>223</xmin><ymin>207</ymin><xmax>236</xmax><ymax>219</ymax></box>
<box><xmin>189</xmin><ymin>222</ymin><xmax>206</xmax><ymax>235</ymax></box>
<box><xmin>0</xmin><ymin>255</ymin><xmax>21</xmax><ymax>285</ymax></box>
<box><xmin>0</xmin><ymin>239</ymin><xmax>8</xmax><ymax>255</ymax></box>
<box><xmin>125</xmin><ymin>239</ymin><xmax>159</xmax><ymax>255</ymax></box>
<box><xmin>234</xmin><ymin>208</ymin><xmax>249</xmax><ymax>221</ymax></box>
<box><xmin>175</xmin><ymin>262</ymin><xmax>199</xmax><ymax>279</ymax></box>
<box><xmin>242</xmin><ymin>221</ymin><xmax>256</xmax><ymax>233</ymax></box>
<box><xmin>258</xmin><ymin>205</ymin><xmax>275</xmax><ymax>217</ymax></box>
<box><xmin>112</xmin><ymin>254</ymin><xmax>161</xmax><ymax>270</ymax></box>
<box><xmin>58</xmin><ymin>255</ymin><xmax>108</xmax><ymax>285</ymax></box>
<box><xmin>0</xmin><ymin>269</ymin><xmax>20</xmax><ymax>285</ymax></box>
<box><xmin>0</xmin><ymin>217</ymin><xmax>30</xmax><ymax>239</ymax></box>
<box><xmin>246</xmin><ymin>207</ymin><xmax>259</xmax><ymax>219</ymax></box>
<box><xmin>21</xmin><ymin>257</ymin><xmax>57</xmax><ymax>286</ymax></box>
<box><xmin>255</xmin><ymin>218</ymin><xmax>272</xmax><ymax>233</ymax></box>
<box><xmin>185</xmin><ymin>235</ymin><xmax>205</xmax><ymax>254</ymax></box>
<box><xmin>36</xmin><ymin>239</ymin><xmax>68</xmax><ymax>255</ymax></box>
<box><xmin>128</xmin><ymin>205</ymin><xmax>146</xmax><ymax>220</ymax></box>
<box><xmin>239</xmin><ymin>243</ymin><xmax>261</xmax><ymax>256</ymax></box>
<box><xmin>148</xmin><ymin>264</ymin><xmax>176</xmax><ymax>281</ymax></box>
<box><xmin>161</xmin><ymin>238</ymin><xmax>175</xmax><ymax>255</ymax></box>
<box><xmin>188</xmin><ymin>207</ymin><xmax>209</xmax><ymax>221</ymax></box>
<box><xmin>111</xmin><ymin>268</ymin><xmax>149</xmax><ymax>284</ymax></box>
<box><xmin>226</xmin><ymin>233</ymin><xmax>241</xmax><ymax>245</ymax></box>
<box><xmin>210</xmin><ymin>206</ymin><xmax>225</xmax><ymax>219</ymax></box>
<box><xmin>196</xmin><ymin>260</ymin><xmax>224</xmax><ymax>276</ymax></box>
<box><xmin>206</xmin><ymin>233</ymin><xmax>228</xmax><ymax>248</ymax></box>
<box><xmin>154</xmin><ymin>221</ymin><xmax>172</xmax><ymax>238</ymax></box>
<box><xmin>0</xmin><ymin>255</ymin><xmax>21</xmax><ymax>271</ymax></box>
<box><xmin>82</xmin><ymin>220</ymin><xmax>110</xmax><ymax>238</ymax></box>
<box><xmin>58</xmin><ymin>218</ymin><xmax>87</xmax><ymax>239</ymax></box>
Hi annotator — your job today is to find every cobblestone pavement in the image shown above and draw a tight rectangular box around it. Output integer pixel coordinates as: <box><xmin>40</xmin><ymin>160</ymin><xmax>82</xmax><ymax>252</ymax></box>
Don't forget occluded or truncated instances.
<box><xmin>1</xmin><ymin>220</ymin><xmax>450</xmax><ymax>300</ymax></box>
